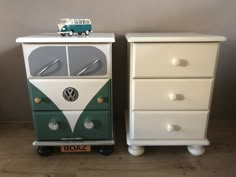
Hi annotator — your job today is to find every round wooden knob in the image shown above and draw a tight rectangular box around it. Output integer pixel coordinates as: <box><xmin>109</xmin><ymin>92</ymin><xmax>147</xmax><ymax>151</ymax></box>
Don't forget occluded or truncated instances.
<box><xmin>172</xmin><ymin>58</ymin><xmax>181</xmax><ymax>66</ymax></box>
<box><xmin>34</xmin><ymin>97</ymin><xmax>41</xmax><ymax>104</ymax></box>
<box><xmin>166</xmin><ymin>124</ymin><xmax>175</xmax><ymax>132</ymax></box>
<box><xmin>97</xmin><ymin>97</ymin><xmax>104</xmax><ymax>104</ymax></box>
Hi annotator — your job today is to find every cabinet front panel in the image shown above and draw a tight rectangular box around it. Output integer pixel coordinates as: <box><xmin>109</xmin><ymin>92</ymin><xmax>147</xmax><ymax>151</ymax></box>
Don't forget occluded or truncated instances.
<box><xmin>33</xmin><ymin>111</ymin><xmax>111</xmax><ymax>141</ymax></box>
<box><xmin>68</xmin><ymin>46</ymin><xmax>107</xmax><ymax>76</ymax></box>
<box><xmin>28</xmin><ymin>46</ymin><xmax>68</xmax><ymax>76</ymax></box>
<box><xmin>130</xmin><ymin>111</ymin><xmax>208</xmax><ymax>140</ymax></box>
<box><xmin>28</xmin><ymin>79</ymin><xmax>111</xmax><ymax>111</ymax></box>
<box><xmin>133</xmin><ymin>43</ymin><xmax>218</xmax><ymax>78</ymax></box>
<box><xmin>132</xmin><ymin>79</ymin><xmax>213</xmax><ymax>110</ymax></box>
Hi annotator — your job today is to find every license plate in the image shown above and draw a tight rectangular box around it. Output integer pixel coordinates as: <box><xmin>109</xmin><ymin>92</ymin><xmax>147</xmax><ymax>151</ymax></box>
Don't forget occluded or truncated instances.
<box><xmin>61</xmin><ymin>145</ymin><xmax>91</xmax><ymax>152</ymax></box>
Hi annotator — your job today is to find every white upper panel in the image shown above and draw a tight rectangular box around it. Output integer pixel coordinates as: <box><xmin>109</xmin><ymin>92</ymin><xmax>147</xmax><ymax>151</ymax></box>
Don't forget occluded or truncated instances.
<box><xmin>16</xmin><ymin>33</ymin><xmax>115</xmax><ymax>43</ymax></box>
<box><xmin>126</xmin><ymin>33</ymin><xmax>226</xmax><ymax>42</ymax></box>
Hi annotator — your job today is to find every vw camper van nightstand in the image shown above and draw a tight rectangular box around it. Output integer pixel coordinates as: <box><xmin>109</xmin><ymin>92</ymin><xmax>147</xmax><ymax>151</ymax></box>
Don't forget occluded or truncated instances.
<box><xmin>16</xmin><ymin>33</ymin><xmax>115</xmax><ymax>156</ymax></box>
<box><xmin>125</xmin><ymin>33</ymin><xmax>226</xmax><ymax>156</ymax></box>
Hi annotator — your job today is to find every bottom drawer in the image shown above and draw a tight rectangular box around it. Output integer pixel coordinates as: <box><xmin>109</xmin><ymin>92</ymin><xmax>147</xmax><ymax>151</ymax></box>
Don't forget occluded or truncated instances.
<box><xmin>33</xmin><ymin>111</ymin><xmax>111</xmax><ymax>141</ymax></box>
<box><xmin>130</xmin><ymin>111</ymin><xmax>208</xmax><ymax>140</ymax></box>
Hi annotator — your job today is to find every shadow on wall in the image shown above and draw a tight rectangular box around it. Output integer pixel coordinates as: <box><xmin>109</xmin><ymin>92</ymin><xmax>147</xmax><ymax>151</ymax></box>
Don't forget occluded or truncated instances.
<box><xmin>0</xmin><ymin>46</ymin><xmax>31</xmax><ymax>121</ymax></box>
<box><xmin>210</xmin><ymin>39</ymin><xmax>236</xmax><ymax>120</ymax></box>
<box><xmin>112</xmin><ymin>35</ymin><xmax>128</xmax><ymax>126</ymax></box>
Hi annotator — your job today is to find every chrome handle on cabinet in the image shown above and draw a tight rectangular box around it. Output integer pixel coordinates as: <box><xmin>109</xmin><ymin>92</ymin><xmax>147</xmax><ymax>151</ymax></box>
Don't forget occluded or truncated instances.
<box><xmin>84</xmin><ymin>119</ymin><xmax>94</xmax><ymax>129</ymax></box>
<box><xmin>37</xmin><ymin>58</ymin><xmax>60</xmax><ymax>76</ymax></box>
<box><xmin>76</xmin><ymin>59</ymin><xmax>100</xmax><ymax>76</ymax></box>
<box><xmin>48</xmin><ymin>120</ymin><xmax>59</xmax><ymax>131</ymax></box>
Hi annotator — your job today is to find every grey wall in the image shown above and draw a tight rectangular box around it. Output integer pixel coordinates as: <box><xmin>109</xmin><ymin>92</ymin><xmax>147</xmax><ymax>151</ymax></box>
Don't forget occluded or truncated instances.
<box><xmin>0</xmin><ymin>0</ymin><xmax>236</xmax><ymax>122</ymax></box>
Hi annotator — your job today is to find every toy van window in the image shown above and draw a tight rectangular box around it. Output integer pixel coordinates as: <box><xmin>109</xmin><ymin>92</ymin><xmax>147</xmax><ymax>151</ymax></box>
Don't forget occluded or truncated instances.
<box><xmin>59</xmin><ymin>19</ymin><xmax>66</xmax><ymax>24</ymax></box>
<box><xmin>75</xmin><ymin>19</ymin><xmax>79</xmax><ymax>24</ymax></box>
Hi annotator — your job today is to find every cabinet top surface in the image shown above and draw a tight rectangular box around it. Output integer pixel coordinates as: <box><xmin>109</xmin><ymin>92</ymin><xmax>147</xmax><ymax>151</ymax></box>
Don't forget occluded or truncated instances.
<box><xmin>16</xmin><ymin>33</ymin><xmax>115</xmax><ymax>43</ymax></box>
<box><xmin>125</xmin><ymin>33</ymin><xmax>226</xmax><ymax>42</ymax></box>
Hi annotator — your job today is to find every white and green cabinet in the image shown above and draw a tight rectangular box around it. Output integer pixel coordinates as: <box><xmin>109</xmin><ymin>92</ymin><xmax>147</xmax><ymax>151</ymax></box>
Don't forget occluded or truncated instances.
<box><xmin>16</xmin><ymin>33</ymin><xmax>115</xmax><ymax>155</ymax></box>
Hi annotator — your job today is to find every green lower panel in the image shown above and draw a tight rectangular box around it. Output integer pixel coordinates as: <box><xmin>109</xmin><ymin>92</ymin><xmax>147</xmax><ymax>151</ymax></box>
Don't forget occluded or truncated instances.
<box><xmin>33</xmin><ymin>111</ymin><xmax>72</xmax><ymax>141</ymax></box>
<box><xmin>33</xmin><ymin>111</ymin><xmax>111</xmax><ymax>141</ymax></box>
<box><xmin>74</xmin><ymin>111</ymin><xmax>111</xmax><ymax>140</ymax></box>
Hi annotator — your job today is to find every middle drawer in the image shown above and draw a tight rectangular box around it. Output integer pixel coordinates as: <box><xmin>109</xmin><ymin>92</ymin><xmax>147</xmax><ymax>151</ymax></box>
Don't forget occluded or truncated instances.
<box><xmin>28</xmin><ymin>79</ymin><xmax>111</xmax><ymax>111</ymax></box>
<box><xmin>131</xmin><ymin>79</ymin><xmax>213</xmax><ymax>110</ymax></box>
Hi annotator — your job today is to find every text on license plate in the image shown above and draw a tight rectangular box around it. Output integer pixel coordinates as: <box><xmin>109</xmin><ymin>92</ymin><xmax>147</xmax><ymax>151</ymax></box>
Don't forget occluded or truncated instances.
<box><xmin>61</xmin><ymin>145</ymin><xmax>91</xmax><ymax>152</ymax></box>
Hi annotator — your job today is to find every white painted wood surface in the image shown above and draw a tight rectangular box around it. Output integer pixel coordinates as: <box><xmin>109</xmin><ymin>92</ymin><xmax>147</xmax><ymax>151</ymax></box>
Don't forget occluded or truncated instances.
<box><xmin>132</xmin><ymin>43</ymin><xmax>219</xmax><ymax>78</ymax></box>
<box><xmin>132</xmin><ymin>79</ymin><xmax>213</xmax><ymax>110</ymax></box>
<box><xmin>130</xmin><ymin>111</ymin><xmax>208</xmax><ymax>139</ymax></box>
<box><xmin>126</xmin><ymin>33</ymin><xmax>225</xmax><ymax>153</ymax></box>
<box><xmin>125</xmin><ymin>113</ymin><xmax>210</xmax><ymax>146</ymax></box>
<box><xmin>126</xmin><ymin>33</ymin><xmax>226</xmax><ymax>42</ymax></box>
<box><xmin>16</xmin><ymin>33</ymin><xmax>115</xmax><ymax>43</ymax></box>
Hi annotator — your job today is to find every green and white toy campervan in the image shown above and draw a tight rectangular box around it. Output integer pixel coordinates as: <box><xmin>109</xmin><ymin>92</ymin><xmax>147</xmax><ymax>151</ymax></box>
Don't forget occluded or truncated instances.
<box><xmin>57</xmin><ymin>18</ymin><xmax>92</xmax><ymax>36</ymax></box>
<box><xmin>16</xmin><ymin>33</ymin><xmax>115</xmax><ymax>156</ymax></box>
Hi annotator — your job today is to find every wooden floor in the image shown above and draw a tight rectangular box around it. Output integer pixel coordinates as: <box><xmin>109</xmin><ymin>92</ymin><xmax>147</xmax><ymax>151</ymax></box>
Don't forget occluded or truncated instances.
<box><xmin>0</xmin><ymin>119</ymin><xmax>235</xmax><ymax>177</ymax></box>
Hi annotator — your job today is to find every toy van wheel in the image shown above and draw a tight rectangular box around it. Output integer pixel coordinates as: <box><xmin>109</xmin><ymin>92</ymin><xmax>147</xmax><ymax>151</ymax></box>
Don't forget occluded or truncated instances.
<box><xmin>68</xmin><ymin>31</ymin><xmax>73</xmax><ymax>36</ymax></box>
<box><xmin>37</xmin><ymin>146</ymin><xmax>54</xmax><ymax>156</ymax></box>
<box><xmin>78</xmin><ymin>32</ymin><xmax>82</xmax><ymax>35</ymax></box>
<box><xmin>85</xmin><ymin>30</ymin><xmax>90</xmax><ymax>35</ymax></box>
<box><xmin>60</xmin><ymin>33</ymin><xmax>66</xmax><ymax>36</ymax></box>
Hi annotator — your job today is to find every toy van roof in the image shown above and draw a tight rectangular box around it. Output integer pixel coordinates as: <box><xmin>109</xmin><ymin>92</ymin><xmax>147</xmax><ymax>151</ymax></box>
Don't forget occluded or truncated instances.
<box><xmin>59</xmin><ymin>18</ymin><xmax>91</xmax><ymax>22</ymax></box>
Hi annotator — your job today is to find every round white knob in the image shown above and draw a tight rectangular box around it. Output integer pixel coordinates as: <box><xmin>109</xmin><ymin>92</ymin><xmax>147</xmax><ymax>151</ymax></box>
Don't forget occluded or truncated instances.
<box><xmin>169</xmin><ymin>93</ymin><xmax>177</xmax><ymax>101</ymax></box>
<box><xmin>166</xmin><ymin>124</ymin><xmax>175</xmax><ymax>132</ymax></box>
<box><xmin>48</xmin><ymin>121</ymin><xmax>59</xmax><ymax>131</ymax></box>
<box><xmin>172</xmin><ymin>58</ymin><xmax>181</xmax><ymax>66</ymax></box>
<box><xmin>84</xmin><ymin>120</ymin><xmax>94</xmax><ymax>129</ymax></box>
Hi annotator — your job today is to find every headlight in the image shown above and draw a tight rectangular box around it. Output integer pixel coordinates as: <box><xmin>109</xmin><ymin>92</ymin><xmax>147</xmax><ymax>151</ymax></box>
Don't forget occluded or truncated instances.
<box><xmin>62</xmin><ymin>27</ymin><xmax>65</xmax><ymax>30</ymax></box>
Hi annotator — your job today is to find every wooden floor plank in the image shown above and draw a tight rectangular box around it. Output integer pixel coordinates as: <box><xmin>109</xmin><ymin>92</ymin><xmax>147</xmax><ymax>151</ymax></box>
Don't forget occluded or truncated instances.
<box><xmin>0</xmin><ymin>120</ymin><xmax>235</xmax><ymax>177</ymax></box>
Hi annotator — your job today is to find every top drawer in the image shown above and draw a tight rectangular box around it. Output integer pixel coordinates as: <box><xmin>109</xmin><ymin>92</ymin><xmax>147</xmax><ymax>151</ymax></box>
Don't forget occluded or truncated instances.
<box><xmin>22</xmin><ymin>44</ymin><xmax>112</xmax><ymax>78</ymax></box>
<box><xmin>132</xmin><ymin>43</ymin><xmax>219</xmax><ymax>78</ymax></box>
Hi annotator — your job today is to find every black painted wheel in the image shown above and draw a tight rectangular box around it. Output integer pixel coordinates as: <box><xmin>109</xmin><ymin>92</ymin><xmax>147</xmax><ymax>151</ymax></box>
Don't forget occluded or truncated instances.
<box><xmin>37</xmin><ymin>146</ymin><xmax>54</xmax><ymax>156</ymax></box>
<box><xmin>78</xmin><ymin>32</ymin><xmax>82</xmax><ymax>35</ymax></box>
<box><xmin>60</xmin><ymin>33</ymin><xmax>66</xmax><ymax>36</ymax></box>
<box><xmin>97</xmin><ymin>146</ymin><xmax>114</xmax><ymax>155</ymax></box>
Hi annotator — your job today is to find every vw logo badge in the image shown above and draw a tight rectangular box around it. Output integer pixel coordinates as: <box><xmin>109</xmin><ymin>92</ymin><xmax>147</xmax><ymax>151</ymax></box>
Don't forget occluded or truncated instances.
<box><xmin>63</xmin><ymin>87</ymin><xmax>79</xmax><ymax>102</ymax></box>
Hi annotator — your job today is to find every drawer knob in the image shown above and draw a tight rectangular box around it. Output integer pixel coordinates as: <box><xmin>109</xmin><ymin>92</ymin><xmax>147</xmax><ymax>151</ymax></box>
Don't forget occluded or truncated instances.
<box><xmin>97</xmin><ymin>97</ymin><xmax>104</xmax><ymax>104</ymax></box>
<box><xmin>84</xmin><ymin>120</ymin><xmax>94</xmax><ymax>129</ymax></box>
<box><xmin>48</xmin><ymin>120</ymin><xmax>59</xmax><ymax>131</ymax></box>
<box><xmin>34</xmin><ymin>97</ymin><xmax>41</xmax><ymax>104</ymax></box>
<box><xmin>171</xmin><ymin>58</ymin><xmax>181</xmax><ymax>66</ymax></box>
<box><xmin>169</xmin><ymin>93</ymin><xmax>177</xmax><ymax>101</ymax></box>
<box><xmin>166</xmin><ymin>124</ymin><xmax>175</xmax><ymax>132</ymax></box>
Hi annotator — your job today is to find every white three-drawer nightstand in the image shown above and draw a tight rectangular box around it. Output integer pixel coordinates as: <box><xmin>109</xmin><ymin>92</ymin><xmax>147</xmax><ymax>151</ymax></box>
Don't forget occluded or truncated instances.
<box><xmin>126</xmin><ymin>33</ymin><xmax>226</xmax><ymax>156</ymax></box>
